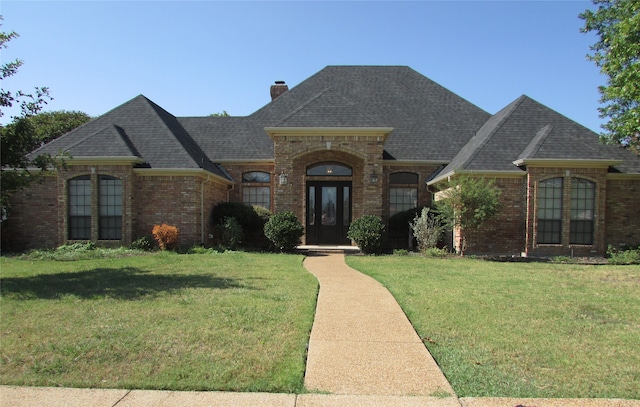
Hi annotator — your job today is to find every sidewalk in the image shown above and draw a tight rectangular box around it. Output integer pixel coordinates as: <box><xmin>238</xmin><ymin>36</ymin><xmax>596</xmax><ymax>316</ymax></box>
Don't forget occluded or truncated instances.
<box><xmin>2</xmin><ymin>252</ymin><xmax>639</xmax><ymax>406</ymax></box>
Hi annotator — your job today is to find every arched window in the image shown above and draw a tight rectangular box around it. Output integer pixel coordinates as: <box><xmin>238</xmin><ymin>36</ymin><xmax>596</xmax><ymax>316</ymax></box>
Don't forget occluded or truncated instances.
<box><xmin>306</xmin><ymin>162</ymin><xmax>352</xmax><ymax>176</ymax></box>
<box><xmin>536</xmin><ymin>177</ymin><xmax>563</xmax><ymax>244</ymax></box>
<box><xmin>242</xmin><ymin>171</ymin><xmax>271</xmax><ymax>209</ymax></box>
<box><xmin>99</xmin><ymin>176</ymin><xmax>122</xmax><ymax>240</ymax></box>
<box><xmin>68</xmin><ymin>175</ymin><xmax>91</xmax><ymax>240</ymax></box>
<box><xmin>570</xmin><ymin>179</ymin><xmax>595</xmax><ymax>245</ymax></box>
<box><xmin>389</xmin><ymin>172</ymin><xmax>418</xmax><ymax>216</ymax></box>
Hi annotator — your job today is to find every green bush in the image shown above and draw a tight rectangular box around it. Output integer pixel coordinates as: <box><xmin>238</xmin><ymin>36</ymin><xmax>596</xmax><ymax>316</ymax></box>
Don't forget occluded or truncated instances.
<box><xmin>263</xmin><ymin>211</ymin><xmax>304</xmax><ymax>252</ymax></box>
<box><xmin>607</xmin><ymin>245</ymin><xmax>640</xmax><ymax>265</ymax></box>
<box><xmin>210</xmin><ymin>202</ymin><xmax>271</xmax><ymax>248</ymax></box>
<box><xmin>347</xmin><ymin>215</ymin><xmax>385</xmax><ymax>254</ymax></box>
<box><xmin>219</xmin><ymin>216</ymin><xmax>243</xmax><ymax>250</ymax></box>
<box><xmin>423</xmin><ymin>247</ymin><xmax>449</xmax><ymax>258</ymax></box>
<box><xmin>130</xmin><ymin>235</ymin><xmax>156</xmax><ymax>251</ymax></box>
<box><xmin>410</xmin><ymin>207</ymin><xmax>444</xmax><ymax>252</ymax></box>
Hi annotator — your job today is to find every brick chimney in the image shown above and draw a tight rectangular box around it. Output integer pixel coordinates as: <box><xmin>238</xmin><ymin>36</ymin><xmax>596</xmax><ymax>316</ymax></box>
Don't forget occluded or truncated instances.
<box><xmin>270</xmin><ymin>81</ymin><xmax>288</xmax><ymax>101</ymax></box>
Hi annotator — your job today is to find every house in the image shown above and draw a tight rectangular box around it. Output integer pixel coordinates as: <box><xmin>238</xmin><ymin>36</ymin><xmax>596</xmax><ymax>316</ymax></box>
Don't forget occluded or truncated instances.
<box><xmin>4</xmin><ymin>66</ymin><xmax>640</xmax><ymax>256</ymax></box>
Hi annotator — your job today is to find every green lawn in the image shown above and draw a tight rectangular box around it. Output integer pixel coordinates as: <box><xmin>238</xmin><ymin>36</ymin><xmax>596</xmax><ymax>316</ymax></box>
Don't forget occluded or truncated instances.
<box><xmin>0</xmin><ymin>252</ymin><xmax>318</xmax><ymax>392</ymax></box>
<box><xmin>346</xmin><ymin>255</ymin><xmax>640</xmax><ymax>399</ymax></box>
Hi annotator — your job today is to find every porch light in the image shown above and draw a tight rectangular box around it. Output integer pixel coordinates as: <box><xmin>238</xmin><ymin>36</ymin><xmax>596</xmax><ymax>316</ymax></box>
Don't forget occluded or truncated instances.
<box><xmin>279</xmin><ymin>169</ymin><xmax>288</xmax><ymax>185</ymax></box>
<box><xmin>370</xmin><ymin>170</ymin><xmax>378</xmax><ymax>184</ymax></box>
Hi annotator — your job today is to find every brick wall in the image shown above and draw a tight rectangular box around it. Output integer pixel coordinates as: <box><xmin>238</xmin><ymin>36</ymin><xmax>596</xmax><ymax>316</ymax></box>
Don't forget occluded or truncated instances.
<box><xmin>3</xmin><ymin>166</ymin><xmax>229</xmax><ymax>251</ymax></box>
<box><xmin>132</xmin><ymin>174</ymin><xmax>228</xmax><ymax>246</ymax></box>
<box><xmin>271</xmin><ymin>134</ymin><xmax>385</xmax><ymax>244</ymax></box>
<box><xmin>2</xmin><ymin>175</ymin><xmax>60</xmax><ymax>250</ymax></box>
<box><xmin>605</xmin><ymin>178</ymin><xmax>640</xmax><ymax>250</ymax></box>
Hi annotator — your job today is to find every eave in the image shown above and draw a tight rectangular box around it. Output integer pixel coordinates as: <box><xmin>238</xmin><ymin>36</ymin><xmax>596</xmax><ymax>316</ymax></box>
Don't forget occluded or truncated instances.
<box><xmin>512</xmin><ymin>158</ymin><xmax>623</xmax><ymax>168</ymax></box>
<box><xmin>427</xmin><ymin>169</ymin><xmax>526</xmax><ymax>186</ymax></box>
<box><xmin>132</xmin><ymin>167</ymin><xmax>234</xmax><ymax>185</ymax></box>
<box><xmin>265</xmin><ymin>127</ymin><xmax>393</xmax><ymax>142</ymax></box>
<box><xmin>57</xmin><ymin>156</ymin><xmax>146</xmax><ymax>166</ymax></box>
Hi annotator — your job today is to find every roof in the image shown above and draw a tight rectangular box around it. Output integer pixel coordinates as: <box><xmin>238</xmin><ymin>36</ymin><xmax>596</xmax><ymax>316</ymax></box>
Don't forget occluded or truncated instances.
<box><xmin>32</xmin><ymin>95</ymin><xmax>231</xmax><ymax>180</ymax></box>
<box><xmin>431</xmin><ymin>95</ymin><xmax>640</xmax><ymax>182</ymax></box>
<box><xmin>33</xmin><ymin>66</ymin><xmax>640</xmax><ymax>180</ymax></box>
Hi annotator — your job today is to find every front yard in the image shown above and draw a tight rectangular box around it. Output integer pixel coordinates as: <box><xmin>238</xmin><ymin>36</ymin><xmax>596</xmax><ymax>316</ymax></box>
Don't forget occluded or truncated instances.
<box><xmin>1</xmin><ymin>250</ymin><xmax>638</xmax><ymax>399</ymax></box>
<box><xmin>0</xmin><ymin>252</ymin><xmax>317</xmax><ymax>392</ymax></box>
<box><xmin>346</xmin><ymin>255</ymin><xmax>640</xmax><ymax>399</ymax></box>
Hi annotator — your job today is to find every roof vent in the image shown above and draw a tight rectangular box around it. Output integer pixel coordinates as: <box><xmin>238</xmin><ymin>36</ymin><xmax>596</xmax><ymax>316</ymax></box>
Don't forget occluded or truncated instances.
<box><xmin>270</xmin><ymin>81</ymin><xmax>288</xmax><ymax>101</ymax></box>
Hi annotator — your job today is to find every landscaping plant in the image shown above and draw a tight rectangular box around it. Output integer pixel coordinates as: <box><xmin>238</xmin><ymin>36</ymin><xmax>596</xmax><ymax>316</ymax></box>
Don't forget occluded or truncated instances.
<box><xmin>410</xmin><ymin>207</ymin><xmax>444</xmax><ymax>252</ymax></box>
<box><xmin>347</xmin><ymin>214</ymin><xmax>385</xmax><ymax>254</ymax></box>
<box><xmin>263</xmin><ymin>211</ymin><xmax>304</xmax><ymax>251</ymax></box>
<box><xmin>152</xmin><ymin>224</ymin><xmax>179</xmax><ymax>250</ymax></box>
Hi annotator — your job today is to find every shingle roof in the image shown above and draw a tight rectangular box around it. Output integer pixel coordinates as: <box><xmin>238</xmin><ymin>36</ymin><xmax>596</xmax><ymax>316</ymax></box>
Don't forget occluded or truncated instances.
<box><xmin>33</xmin><ymin>95</ymin><xmax>230</xmax><ymax>180</ymax></box>
<box><xmin>249</xmin><ymin>66</ymin><xmax>491</xmax><ymax>161</ymax></box>
<box><xmin>435</xmin><ymin>95</ymin><xmax>640</xmax><ymax>179</ymax></box>
<box><xmin>35</xmin><ymin>67</ymin><xmax>640</xmax><ymax>178</ymax></box>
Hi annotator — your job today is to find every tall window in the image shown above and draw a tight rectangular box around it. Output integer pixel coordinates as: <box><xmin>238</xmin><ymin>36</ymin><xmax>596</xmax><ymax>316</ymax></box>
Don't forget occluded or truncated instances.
<box><xmin>570</xmin><ymin>179</ymin><xmax>595</xmax><ymax>245</ymax></box>
<box><xmin>242</xmin><ymin>171</ymin><xmax>271</xmax><ymax>209</ymax></box>
<box><xmin>99</xmin><ymin>176</ymin><xmax>122</xmax><ymax>240</ymax></box>
<box><xmin>389</xmin><ymin>172</ymin><xmax>418</xmax><ymax>217</ymax></box>
<box><xmin>68</xmin><ymin>176</ymin><xmax>91</xmax><ymax>239</ymax></box>
<box><xmin>537</xmin><ymin>178</ymin><xmax>563</xmax><ymax>244</ymax></box>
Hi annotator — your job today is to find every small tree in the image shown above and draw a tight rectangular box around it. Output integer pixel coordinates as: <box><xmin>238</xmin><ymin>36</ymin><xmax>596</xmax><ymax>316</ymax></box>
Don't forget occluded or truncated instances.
<box><xmin>435</xmin><ymin>175</ymin><xmax>501</xmax><ymax>256</ymax></box>
<box><xmin>410</xmin><ymin>207</ymin><xmax>443</xmax><ymax>252</ymax></box>
<box><xmin>347</xmin><ymin>215</ymin><xmax>385</xmax><ymax>254</ymax></box>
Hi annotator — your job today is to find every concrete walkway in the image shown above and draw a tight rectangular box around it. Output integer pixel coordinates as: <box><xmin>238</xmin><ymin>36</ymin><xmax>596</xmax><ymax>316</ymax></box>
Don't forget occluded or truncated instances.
<box><xmin>2</xmin><ymin>252</ymin><xmax>639</xmax><ymax>406</ymax></box>
<box><xmin>303</xmin><ymin>252</ymin><xmax>454</xmax><ymax>397</ymax></box>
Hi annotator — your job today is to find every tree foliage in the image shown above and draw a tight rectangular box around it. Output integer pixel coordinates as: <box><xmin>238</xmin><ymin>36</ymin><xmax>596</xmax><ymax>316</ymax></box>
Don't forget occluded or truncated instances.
<box><xmin>580</xmin><ymin>0</ymin><xmax>640</xmax><ymax>154</ymax></box>
<box><xmin>435</xmin><ymin>175</ymin><xmax>501</xmax><ymax>255</ymax></box>
<box><xmin>1</xmin><ymin>20</ymin><xmax>58</xmax><ymax>213</ymax></box>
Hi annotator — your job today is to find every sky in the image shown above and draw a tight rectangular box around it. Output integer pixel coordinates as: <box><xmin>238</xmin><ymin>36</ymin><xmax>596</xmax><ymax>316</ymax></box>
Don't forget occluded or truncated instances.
<box><xmin>1</xmin><ymin>0</ymin><xmax>605</xmax><ymax>132</ymax></box>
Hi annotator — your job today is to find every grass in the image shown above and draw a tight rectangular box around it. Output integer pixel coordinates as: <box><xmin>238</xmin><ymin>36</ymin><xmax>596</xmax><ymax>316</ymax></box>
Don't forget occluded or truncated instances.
<box><xmin>346</xmin><ymin>255</ymin><xmax>640</xmax><ymax>399</ymax></box>
<box><xmin>0</xmin><ymin>251</ymin><xmax>318</xmax><ymax>392</ymax></box>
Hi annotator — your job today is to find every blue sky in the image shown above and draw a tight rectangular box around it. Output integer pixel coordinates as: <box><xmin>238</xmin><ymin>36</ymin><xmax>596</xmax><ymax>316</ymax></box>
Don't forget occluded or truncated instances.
<box><xmin>1</xmin><ymin>1</ymin><xmax>604</xmax><ymax>132</ymax></box>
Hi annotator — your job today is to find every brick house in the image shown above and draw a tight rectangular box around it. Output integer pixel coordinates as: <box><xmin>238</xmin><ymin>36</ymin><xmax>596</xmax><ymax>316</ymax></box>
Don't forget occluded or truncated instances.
<box><xmin>4</xmin><ymin>66</ymin><xmax>640</xmax><ymax>256</ymax></box>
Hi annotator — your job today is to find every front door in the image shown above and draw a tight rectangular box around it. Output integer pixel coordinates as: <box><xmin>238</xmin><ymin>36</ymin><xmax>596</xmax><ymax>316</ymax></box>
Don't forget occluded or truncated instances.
<box><xmin>306</xmin><ymin>181</ymin><xmax>351</xmax><ymax>245</ymax></box>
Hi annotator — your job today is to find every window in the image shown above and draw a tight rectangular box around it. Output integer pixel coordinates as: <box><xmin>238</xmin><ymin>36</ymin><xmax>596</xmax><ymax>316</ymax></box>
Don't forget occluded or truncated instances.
<box><xmin>306</xmin><ymin>162</ymin><xmax>352</xmax><ymax>176</ymax></box>
<box><xmin>570</xmin><ymin>179</ymin><xmax>595</xmax><ymax>245</ymax></box>
<box><xmin>389</xmin><ymin>172</ymin><xmax>418</xmax><ymax>217</ymax></box>
<box><xmin>99</xmin><ymin>176</ymin><xmax>122</xmax><ymax>240</ymax></box>
<box><xmin>537</xmin><ymin>178</ymin><xmax>563</xmax><ymax>244</ymax></box>
<box><xmin>242</xmin><ymin>171</ymin><xmax>271</xmax><ymax>209</ymax></box>
<box><xmin>68</xmin><ymin>176</ymin><xmax>91</xmax><ymax>240</ymax></box>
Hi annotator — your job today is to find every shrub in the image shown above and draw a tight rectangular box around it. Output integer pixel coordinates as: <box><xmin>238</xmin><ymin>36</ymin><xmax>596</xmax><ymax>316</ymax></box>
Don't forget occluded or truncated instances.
<box><xmin>347</xmin><ymin>215</ymin><xmax>385</xmax><ymax>254</ymax></box>
<box><xmin>607</xmin><ymin>245</ymin><xmax>640</xmax><ymax>265</ymax></box>
<box><xmin>210</xmin><ymin>202</ymin><xmax>271</xmax><ymax>248</ymax></box>
<box><xmin>219</xmin><ymin>216</ymin><xmax>243</xmax><ymax>250</ymax></box>
<box><xmin>423</xmin><ymin>247</ymin><xmax>449</xmax><ymax>258</ymax></box>
<box><xmin>410</xmin><ymin>207</ymin><xmax>444</xmax><ymax>252</ymax></box>
<box><xmin>393</xmin><ymin>249</ymin><xmax>409</xmax><ymax>256</ymax></box>
<box><xmin>130</xmin><ymin>235</ymin><xmax>156</xmax><ymax>251</ymax></box>
<box><xmin>152</xmin><ymin>224</ymin><xmax>179</xmax><ymax>250</ymax></box>
<box><xmin>263</xmin><ymin>211</ymin><xmax>304</xmax><ymax>252</ymax></box>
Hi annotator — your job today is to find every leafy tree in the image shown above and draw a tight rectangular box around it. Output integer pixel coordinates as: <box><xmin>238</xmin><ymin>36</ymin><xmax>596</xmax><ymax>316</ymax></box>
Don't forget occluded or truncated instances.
<box><xmin>435</xmin><ymin>175</ymin><xmax>501</xmax><ymax>256</ymax></box>
<box><xmin>580</xmin><ymin>0</ymin><xmax>640</xmax><ymax>154</ymax></box>
<box><xmin>0</xmin><ymin>20</ymin><xmax>57</xmax><ymax>215</ymax></box>
<box><xmin>209</xmin><ymin>110</ymin><xmax>230</xmax><ymax>117</ymax></box>
<box><xmin>24</xmin><ymin>110</ymin><xmax>91</xmax><ymax>145</ymax></box>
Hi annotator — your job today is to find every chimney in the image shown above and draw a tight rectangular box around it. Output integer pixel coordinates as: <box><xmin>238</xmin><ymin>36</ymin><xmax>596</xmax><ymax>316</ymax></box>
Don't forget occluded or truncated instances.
<box><xmin>270</xmin><ymin>80</ymin><xmax>288</xmax><ymax>101</ymax></box>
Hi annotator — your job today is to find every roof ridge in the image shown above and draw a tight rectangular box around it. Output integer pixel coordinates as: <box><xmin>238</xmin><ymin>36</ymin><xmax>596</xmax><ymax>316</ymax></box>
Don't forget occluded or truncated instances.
<box><xmin>457</xmin><ymin>95</ymin><xmax>528</xmax><ymax>170</ymax></box>
<box><xmin>62</xmin><ymin>123</ymin><xmax>137</xmax><ymax>156</ymax></box>
<box><xmin>517</xmin><ymin>124</ymin><xmax>554</xmax><ymax>160</ymax></box>
<box><xmin>273</xmin><ymin>88</ymin><xmax>331</xmax><ymax>126</ymax></box>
